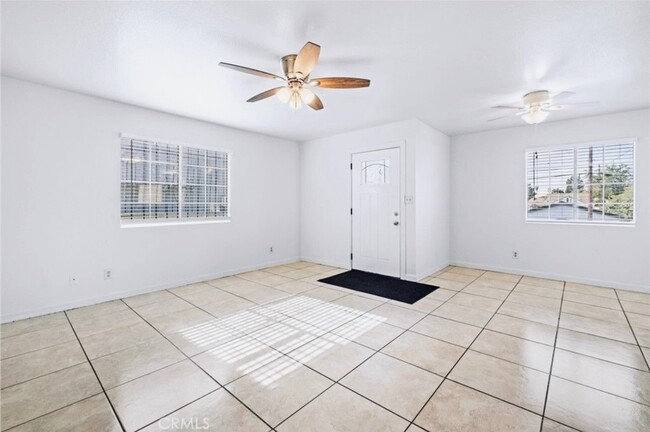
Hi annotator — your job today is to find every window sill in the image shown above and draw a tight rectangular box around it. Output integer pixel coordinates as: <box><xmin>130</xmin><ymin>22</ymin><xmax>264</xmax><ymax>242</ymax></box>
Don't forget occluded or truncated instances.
<box><xmin>120</xmin><ymin>219</ymin><xmax>231</xmax><ymax>228</ymax></box>
<box><xmin>525</xmin><ymin>220</ymin><xmax>635</xmax><ymax>227</ymax></box>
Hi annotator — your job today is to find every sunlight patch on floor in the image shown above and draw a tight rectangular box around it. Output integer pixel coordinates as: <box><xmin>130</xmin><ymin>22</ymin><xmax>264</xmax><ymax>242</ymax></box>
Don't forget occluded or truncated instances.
<box><xmin>176</xmin><ymin>294</ymin><xmax>386</xmax><ymax>386</ymax></box>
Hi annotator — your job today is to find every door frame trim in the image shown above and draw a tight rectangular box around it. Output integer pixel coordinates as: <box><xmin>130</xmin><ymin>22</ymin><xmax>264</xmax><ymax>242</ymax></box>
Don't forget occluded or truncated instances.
<box><xmin>350</xmin><ymin>140</ymin><xmax>406</xmax><ymax>279</ymax></box>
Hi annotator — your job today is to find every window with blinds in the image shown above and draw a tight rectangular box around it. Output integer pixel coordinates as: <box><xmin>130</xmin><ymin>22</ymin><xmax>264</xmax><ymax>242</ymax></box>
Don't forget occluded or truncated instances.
<box><xmin>182</xmin><ymin>147</ymin><xmax>229</xmax><ymax>218</ymax></box>
<box><xmin>526</xmin><ymin>140</ymin><xmax>635</xmax><ymax>224</ymax></box>
<box><xmin>121</xmin><ymin>137</ymin><xmax>230</xmax><ymax>224</ymax></box>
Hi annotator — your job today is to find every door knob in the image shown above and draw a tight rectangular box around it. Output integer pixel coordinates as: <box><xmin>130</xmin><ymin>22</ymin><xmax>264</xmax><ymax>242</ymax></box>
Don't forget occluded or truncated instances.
<box><xmin>393</xmin><ymin>221</ymin><xmax>399</xmax><ymax>226</ymax></box>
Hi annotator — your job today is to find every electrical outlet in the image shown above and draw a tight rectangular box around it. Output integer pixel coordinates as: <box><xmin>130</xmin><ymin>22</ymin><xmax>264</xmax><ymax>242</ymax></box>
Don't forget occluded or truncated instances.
<box><xmin>512</xmin><ymin>251</ymin><xmax>519</xmax><ymax>259</ymax></box>
<box><xmin>269</xmin><ymin>246</ymin><xmax>274</xmax><ymax>254</ymax></box>
<box><xmin>104</xmin><ymin>269</ymin><xmax>112</xmax><ymax>280</ymax></box>
<box><xmin>69</xmin><ymin>275</ymin><xmax>79</xmax><ymax>285</ymax></box>
<box><xmin>404</xmin><ymin>195</ymin><xmax>414</xmax><ymax>205</ymax></box>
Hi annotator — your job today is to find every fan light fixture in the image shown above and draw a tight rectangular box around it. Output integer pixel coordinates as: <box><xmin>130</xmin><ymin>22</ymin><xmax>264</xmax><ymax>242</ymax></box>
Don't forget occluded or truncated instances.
<box><xmin>289</xmin><ymin>90</ymin><xmax>302</xmax><ymax>110</ymax></box>
<box><xmin>522</xmin><ymin>105</ymin><xmax>549</xmax><ymax>124</ymax></box>
<box><xmin>277</xmin><ymin>87</ymin><xmax>292</xmax><ymax>103</ymax></box>
<box><xmin>488</xmin><ymin>90</ymin><xmax>599</xmax><ymax>125</ymax></box>
<box><xmin>219</xmin><ymin>41</ymin><xmax>370</xmax><ymax>111</ymax></box>
<box><xmin>277</xmin><ymin>85</ymin><xmax>317</xmax><ymax>110</ymax></box>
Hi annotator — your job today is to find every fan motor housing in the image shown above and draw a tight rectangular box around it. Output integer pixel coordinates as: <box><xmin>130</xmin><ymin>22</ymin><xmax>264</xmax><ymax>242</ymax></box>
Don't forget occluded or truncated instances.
<box><xmin>282</xmin><ymin>54</ymin><xmax>297</xmax><ymax>78</ymax></box>
<box><xmin>523</xmin><ymin>90</ymin><xmax>550</xmax><ymax>106</ymax></box>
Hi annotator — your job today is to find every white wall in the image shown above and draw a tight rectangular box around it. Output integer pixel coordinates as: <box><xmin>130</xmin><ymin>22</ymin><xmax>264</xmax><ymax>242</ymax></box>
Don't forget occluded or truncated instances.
<box><xmin>299</xmin><ymin>119</ymin><xmax>450</xmax><ymax>280</ymax></box>
<box><xmin>451</xmin><ymin>109</ymin><xmax>650</xmax><ymax>292</ymax></box>
<box><xmin>416</xmin><ymin>121</ymin><xmax>451</xmax><ymax>279</ymax></box>
<box><xmin>6</xmin><ymin>76</ymin><xmax>644</xmax><ymax>325</ymax></box>
<box><xmin>1</xmin><ymin>77</ymin><xmax>300</xmax><ymax>322</ymax></box>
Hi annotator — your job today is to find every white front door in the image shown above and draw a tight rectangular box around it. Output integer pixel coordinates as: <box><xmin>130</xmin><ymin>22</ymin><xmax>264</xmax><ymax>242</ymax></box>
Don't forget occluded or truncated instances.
<box><xmin>352</xmin><ymin>148</ymin><xmax>401</xmax><ymax>277</ymax></box>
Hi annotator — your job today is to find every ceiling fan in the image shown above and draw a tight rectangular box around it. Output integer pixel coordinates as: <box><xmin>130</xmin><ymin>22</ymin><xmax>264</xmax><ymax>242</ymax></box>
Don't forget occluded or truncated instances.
<box><xmin>489</xmin><ymin>90</ymin><xmax>599</xmax><ymax>124</ymax></box>
<box><xmin>219</xmin><ymin>41</ymin><xmax>370</xmax><ymax>111</ymax></box>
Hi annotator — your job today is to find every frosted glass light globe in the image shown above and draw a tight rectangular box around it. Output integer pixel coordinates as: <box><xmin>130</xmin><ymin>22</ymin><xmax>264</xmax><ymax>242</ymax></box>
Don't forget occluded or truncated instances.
<box><xmin>276</xmin><ymin>87</ymin><xmax>292</xmax><ymax>103</ymax></box>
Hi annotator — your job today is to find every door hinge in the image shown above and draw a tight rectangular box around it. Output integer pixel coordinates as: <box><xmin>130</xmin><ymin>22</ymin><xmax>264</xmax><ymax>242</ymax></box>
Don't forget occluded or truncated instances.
<box><xmin>350</xmin><ymin>162</ymin><xmax>353</xmax><ymax>170</ymax></box>
<box><xmin>350</xmin><ymin>253</ymin><xmax>353</xmax><ymax>260</ymax></box>
<box><xmin>350</xmin><ymin>208</ymin><xmax>353</xmax><ymax>215</ymax></box>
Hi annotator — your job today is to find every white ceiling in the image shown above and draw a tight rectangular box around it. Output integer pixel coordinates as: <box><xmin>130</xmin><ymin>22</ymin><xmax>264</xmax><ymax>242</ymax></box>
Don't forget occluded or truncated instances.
<box><xmin>2</xmin><ymin>1</ymin><xmax>648</xmax><ymax>141</ymax></box>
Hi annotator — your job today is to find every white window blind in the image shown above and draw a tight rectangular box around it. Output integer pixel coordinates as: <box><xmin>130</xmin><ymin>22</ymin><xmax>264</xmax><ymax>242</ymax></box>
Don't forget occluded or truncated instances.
<box><xmin>182</xmin><ymin>147</ymin><xmax>229</xmax><ymax>218</ymax></box>
<box><xmin>121</xmin><ymin>137</ymin><xmax>230</xmax><ymax>223</ymax></box>
<box><xmin>526</xmin><ymin>140</ymin><xmax>635</xmax><ymax>224</ymax></box>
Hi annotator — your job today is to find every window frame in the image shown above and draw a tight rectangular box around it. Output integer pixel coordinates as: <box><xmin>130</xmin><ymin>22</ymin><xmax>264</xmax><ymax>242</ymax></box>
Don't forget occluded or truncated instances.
<box><xmin>120</xmin><ymin>133</ymin><xmax>232</xmax><ymax>227</ymax></box>
<box><xmin>524</xmin><ymin>137</ymin><xmax>636</xmax><ymax>226</ymax></box>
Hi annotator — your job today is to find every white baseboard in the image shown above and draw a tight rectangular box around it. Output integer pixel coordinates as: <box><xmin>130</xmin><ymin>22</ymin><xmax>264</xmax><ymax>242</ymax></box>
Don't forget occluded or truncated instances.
<box><xmin>450</xmin><ymin>260</ymin><xmax>650</xmax><ymax>294</ymax></box>
<box><xmin>299</xmin><ymin>256</ymin><xmax>447</xmax><ymax>283</ymax></box>
<box><xmin>1</xmin><ymin>256</ymin><xmax>301</xmax><ymax>324</ymax></box>
<box><xmin>299</xmin><ymin>256</ymin><xmax>351</xmax><ymax>271</ymax></box>
<box><xmin>9</xmin><ymin>255</ymin><xmax>644</xmax><ymax>323</ymax></box>
<box><xmin>416</xmin><ymin>262</ymin><xmax>450</xmax><ymax>282</ymax></box>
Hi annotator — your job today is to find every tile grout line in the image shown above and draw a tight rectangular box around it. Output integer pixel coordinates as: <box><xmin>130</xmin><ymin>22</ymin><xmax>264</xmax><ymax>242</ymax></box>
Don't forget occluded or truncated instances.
<box><xmin>177</xmin><ymin>270</ymin><xmax>643</xmax><ymax>429</ymax></box>
<box><xmin>386</xmin><ymin>349</ymin><xmax>650</xmax><ymax>421</ymax></box>
<box><xmin>2</xmin><ymin>269</ymin><xmax>643</xmax><ymax>331</ymax></box>
<box><xmin>485</xmin><ymin>309</ymin><xmax>644</xmax><ymax>348</ymax></box>
<box><xmin>0</xmin><ymin>341</ymin><xmax>74</xmax><ymax>362</ymax></box>
<box><xmin>247</xmin><ymin>287</ymin><xmax>406</xmax><ymax>425</ymax></box>
<box><xmin>0</xmin><ymin>359</ymin><xmax>89</xmax><ymax>392</ymax></box>
<box><xmin>387</xmin><ymin>345</ymin><xmax>552</xmax><ymax>375</ymax></box>
<box><xmin>165</xmin><ymin>267</ymin><xmax>371</xmax><ymax>429</ymax></box>
<box><xmin>546</xmin><ymin>375</ymin><xmax>650</xmax><ymax>408</ymax></box>
<box><xmin>133</xmin><ymin>388</ymin><xmax>222</xmax><ymax>431</ymax></box>
<box><xmin>77</xmin><ymin>332</ymin><xmax>163</xmax><ymax>363</ymax></box>
<box><xmin>166</xmin><ymin>267</ymin><xmax>349</xmax><ymax>325</ymax></box>
<box><xmin>63</xmin><ymin>311</ymin><xmax>127</xmax><ymax>432</ymax></box>
<box><xmin>151</xmin><ymin>274</ymin><xmax>650</xmax><ymax>429</ymax></box>
<box><xmin>562</xmin><ymin>296</ymin><xmax>631</xmax><ymax>311</ymax></box>
<box><xmin>4</xmin><ymin>265</ymin><xmax>646</xmax><ymax>431</ymax></box>
<box><xmin>184</xmin><ymin>273</ymin><xmax>347</xmax><ymax>327</ymax></box>
<box><xmin>272</xmin><ymin>272</ymin><xmax>488</xmax><ymax>431</ymax></box>
<box><xmin>0</xmin><ymin>278</ymin><xmax>547</xmax><ymax>430</ymax></box>
<box><xmin>538</xmin><ymin>281</ymin><xmax>567</xmax><ymax>432</ymax></box>
<box><xmin>2</xmin><ymin>393</ymin><xmax>111</xmax><ymax>432</ymax></box>
<box><xmin>271</xmin><ymin>313</ymin><xmax>433</xmax><ymax>428</ymax></box>
<box><xmin>613</xmin><ymin>290</ymin><xmax>650</xmax><ymax>372</ymax></box>
<box><xmin>165</xmin><ymin>283</ymin><xmax>368</xmax><ymax>360</ymax></box>
<box><xmin>552</xmin><ymin>345</ymin><xmax>650</xmax><ymax>373</ymax></box>
<box><xmin>106</xmin><ymin>357</ymin><xmax>191</xmax><ymax>393</ymax></box>
<box><xmin>117</xmin><ymin>299</ymin><xmax>277</xmax><ymax>432</ymax></box>
<box><xmin>0</xmin><ymin>330</ymin><xmax>81</xmax><ymax>361</ymax></box>
<box><xmin>0</xmin><ymin>354</ymin><xmax>87</xmax><ymax>391</ymax></box>
<box><xmin>202</xmin><ymin>271</ymin><xmax>310</xmax><ymax>304</ymax></box>
<box><xmin>202</xmin><ymin>279</ymin><xmax>289</xmax><ymax>306</ymax></box>
<box><xmin>403</xmin><ymin>273</ymin><xmax>524</xmax><ymax>432</ymax></box>
<box><xmin>214</xmin><ymin>293</ymin><xmax>398</xmax><ymax>428</ymax></box>
<box><xmin>328</xmin><ymin>274</ymin><xmax>488</xmax><ymax>429</ymax></box>
<box><xmin>441</xmin><ymin>377</ymin><xmax>548</xmax><ymax>417</ymax></box>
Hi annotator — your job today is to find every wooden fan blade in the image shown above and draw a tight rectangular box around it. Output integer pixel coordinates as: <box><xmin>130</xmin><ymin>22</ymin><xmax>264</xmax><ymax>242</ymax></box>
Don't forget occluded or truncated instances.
<box><xmin>219</xmin><ymin>62</ymin><xmax>285</xmax><ymax>81</ymax></box>
<box><xmin>307</xmin><ymin>93</ymin><xmax>324</xmax><ymax>110</ymax></box>
<box><xmin>247</xmin><ymin>87</ymin><xmax>285</xmax><ymax>103</ymax></box>
<box><xmin>550</xmin><ymin>91</ymin><xmax>576</xmax><ymax>102</ymax></box>
<box><xmin>293</xmin><ymin>42</ymin><xmax>321</xmax><ymax>77</ymax></box>
<box><xmin>492</xmin><ymin>105</ymin><xmax>524</xmax><ymax>110</ymax></box>
<box><xmin>309</xmin><ymin>77</ymin><xmax>370</xmax><ymax>88</ymax></box>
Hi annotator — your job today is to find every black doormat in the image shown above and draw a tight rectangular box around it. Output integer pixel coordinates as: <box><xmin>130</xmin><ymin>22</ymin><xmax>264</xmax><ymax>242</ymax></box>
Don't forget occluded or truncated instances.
<box><xmin>319</xmin><ymin>270</ymin><xmax>438</xmax><ymax>304</ymax></box>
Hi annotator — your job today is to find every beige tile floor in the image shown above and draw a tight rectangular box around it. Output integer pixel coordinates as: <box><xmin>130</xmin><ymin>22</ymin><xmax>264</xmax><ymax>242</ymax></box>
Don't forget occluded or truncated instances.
<box><xmin>2</xmin><ymin>262</ymin><xmax>650</xmax><ymax>431</ymax></box>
